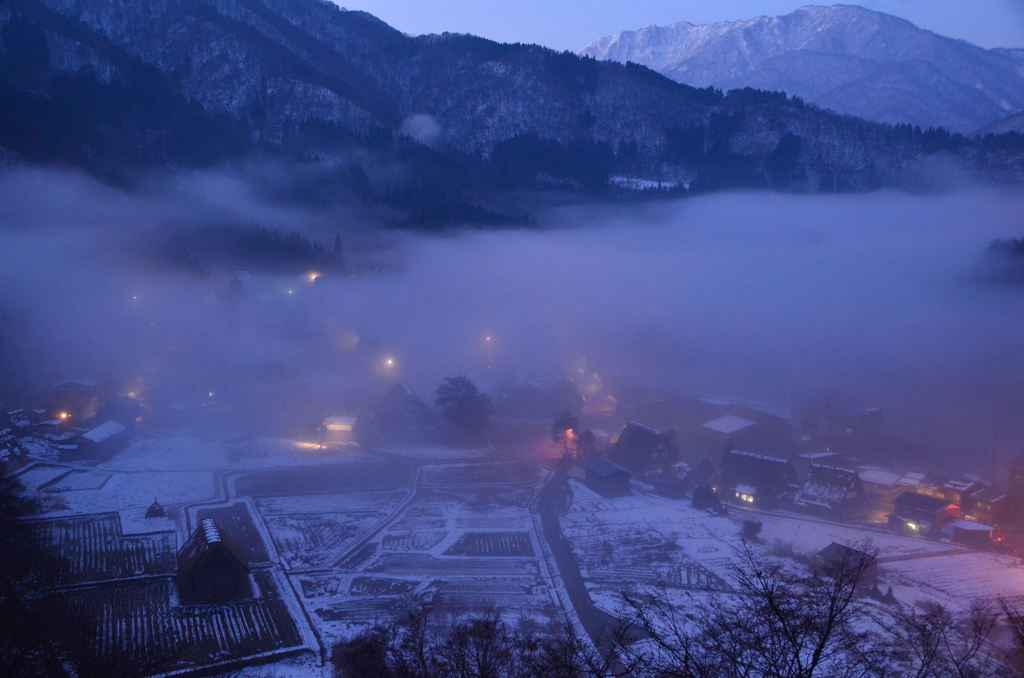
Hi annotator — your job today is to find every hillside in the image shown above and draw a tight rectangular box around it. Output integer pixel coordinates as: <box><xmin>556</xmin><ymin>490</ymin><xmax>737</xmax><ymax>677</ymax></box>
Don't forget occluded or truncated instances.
<box><xmin>0</xmin><ymin>0</ymin><xmax>1021</xmax><ymax>224</ymax></box>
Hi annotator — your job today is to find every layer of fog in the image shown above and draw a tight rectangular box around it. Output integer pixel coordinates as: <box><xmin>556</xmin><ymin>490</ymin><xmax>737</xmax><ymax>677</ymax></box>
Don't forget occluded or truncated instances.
<box><xmin>1</xmin><ymin>166</ymin><xmax>1023</xmax><ymax>466</ymax></box>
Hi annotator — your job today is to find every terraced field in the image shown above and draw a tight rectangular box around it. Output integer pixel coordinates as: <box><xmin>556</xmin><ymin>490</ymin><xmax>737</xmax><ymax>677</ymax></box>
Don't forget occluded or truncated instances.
<box><xmin>41</xmin><ymin>572</ymin><xmax>301</xmax><ymax>677</ymax></box>
<box><xmin>29</xmin><ymin>513</ymin><xmax>176</xmax><ymax>586</ymax></box>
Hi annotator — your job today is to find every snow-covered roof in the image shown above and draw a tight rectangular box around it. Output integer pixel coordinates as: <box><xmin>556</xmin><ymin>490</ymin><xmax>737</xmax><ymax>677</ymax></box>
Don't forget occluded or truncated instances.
<box><xmin>51</xmin><ymin>378</ymin><xmax>97</xmax><ymax>390</ymax></box>
<box><xmin>728</xmin><ymin>449</ymin><xmax>788</xmax><ymax>465</ymax></box>
<box><xmin>944</xmin><ymin>479</ymin><xmax>982</xmax><ymax>492</ymax></box>
<box><xmin>798</xmin><ymin>451</ymin><xmax>839</xmax><ymax>460</ymax></box>
<box><xmin>583</xmin><ymin>455</ymin><xmax>630</xmax><ymax>479</ymax></box>
<box><xmin>945</xmin><ymin>519</ymin><xmax>992</xmax><ymax>533</ymax></box>
<box><xmin>858</xmin><ymin>467</ymin><xmax>902</xmax><ymax>486</ymax></box>
<box><xmin>82</xmin><ymin>420</ymin><xmax>126</xmax><ymax>443</ymax></box>
<box><xmin>702</xmin><ymin>414</ymin><xmax>755</xmax><ymax>434</ymax></box>
<box><xmin>625</xmin><ymin>420</ymin><xmax>661</xmax><ymax>436</ymax></box>
<box><xmin>202</xmin><ymin>518</ymin><xmax>222</xmax><ymax>543</ymax></box>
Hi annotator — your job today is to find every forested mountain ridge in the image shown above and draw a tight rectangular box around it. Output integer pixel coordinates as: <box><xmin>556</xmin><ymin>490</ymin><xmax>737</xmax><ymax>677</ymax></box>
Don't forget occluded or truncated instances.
<box><xmin>0</xmin><ymin>0</ymin><xmax>1021</xmax><ymax>223</ymax></box>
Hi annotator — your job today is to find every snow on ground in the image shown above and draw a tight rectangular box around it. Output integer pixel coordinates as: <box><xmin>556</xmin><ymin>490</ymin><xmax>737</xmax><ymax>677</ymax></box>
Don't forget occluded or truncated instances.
<box><xmin>13</xmin><ymin>463</ymin><xmax>69</xmax><ymax>492</ymax></box>
<box><xmin>40</xmin><ymin>470</ymin><xmax>215</xmax><ymax>517</ymax></box>
<box><xmin>562</xmin><ymin>481</ymin><xmax>741</xmax><ymax>616</ymax></box>
<box><xmin>749</xmin><ymin>510</ymin><xmax>960</xmax><ymax>558</ymax></box>
<box><xmin>102</xmin><ymin>433</ymin><xmax>375</xmax><ymax>472</ymax></box>
<box><xmin>562</xmin><ymin>480</ymin><xmax>1016</xmax><ymax>621</ymax></box>
<box><xmin>284</xmin><ymin>465</ymin><xmax>559</xmax><ymax>647</ymax></box>
<box><xmin>384</xmin><ymin>444</ymin><xmax>488</xmax><ymax>460</ymax></box>
<box><xmin>883</xmin><ymin>551</ymin><xmax>1024</xmax><ymax>612</ymax></box>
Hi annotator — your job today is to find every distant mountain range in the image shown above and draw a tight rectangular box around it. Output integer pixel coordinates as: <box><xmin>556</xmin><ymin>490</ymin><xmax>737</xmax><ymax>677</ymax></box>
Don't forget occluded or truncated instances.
<box><xmin>0</xmin><ymin>0</ymin><xmax>1022</xmax><ymax>225</ymax></box>
<box><xmin>581</xmin><ymin>5</ymin><xmax>1024</xmax><ymax>134</ymax></box>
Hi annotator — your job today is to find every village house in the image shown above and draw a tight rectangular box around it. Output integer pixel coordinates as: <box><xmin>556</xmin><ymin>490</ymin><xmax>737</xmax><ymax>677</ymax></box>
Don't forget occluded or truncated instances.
<box><xmin>177</xmin><ymin>519</ymin><xmax>251</xmax><ymax>603</ymax></box>
<box><xmin>582</xmin><ymin>456</ymin><xmax>631</xmax><ymax>498</ymax></box>
<box><xmin>890</xmin><ymin>491</ymin><xmax>961</xmax><ymax>537</ymax></box>
<box><xmin>964</xmin><ymin>486</ymin><xmax>1016</xmax><ymax>526</ymax></box>
<box><xmin>894</xmin><ymin>471</ymin><xmax>951</xmax><ymax>501</ymax></box>
<box><xmin>720</xmin><ymin>449</ymin><xmax>796</xmax><ymax>507</ymax></box>
<box><xmin>48</xmin><ymin>379</ymin><xmax>100</xmax><ymax>420</ymax></box>
<box><xmin>794</xmin><ymin>451</ymin><xmax>842</xmax><ymax>482</ymax></box>
<box><xmin>355</xmin><ymin>383</ymin><xmax>435</xmax><ymax>445</ymax></box>
<box><xmin>793</xmin><ymin>464</ymin><xmax>864</xmax><ymax>518</ymax></box>
<box><xmin>610</xmin><ymin>421</ymin><xmax>678</xmax><ymax>472</ymax></box>
<box><xmin>942</xmin><ymin>479</ymin><xmax>988</xmax><ymax>506</ymax></box>
<box><xmin>74</xmin><ymin>420</ymin><xmax>129</xmax><ymax>461</ymax></box>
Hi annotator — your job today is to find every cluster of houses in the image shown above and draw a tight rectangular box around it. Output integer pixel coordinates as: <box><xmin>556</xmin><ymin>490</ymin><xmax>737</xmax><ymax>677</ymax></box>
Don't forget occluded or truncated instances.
<box><xmin>577</xmin><ymin>398</ymin><xmax>1024</xmax><ymax>554</ymax></box>
<box><xmin>1</xmin><ymin>379</ymin><xmax>145</xmax><ymax>467</ymax></box>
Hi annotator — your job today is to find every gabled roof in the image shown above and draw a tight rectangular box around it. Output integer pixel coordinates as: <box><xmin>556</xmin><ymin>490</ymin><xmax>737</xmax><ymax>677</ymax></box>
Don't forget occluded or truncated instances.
<box><xmin>893</xmin><ymin>491</ymin><xmax>951</xmax><ymax>514</ymax></box>
<box><xmin>969</xmin><ymin>487</ymin><xmax>1007</xmax><ymax>503</ymax></box>
<box><xmin>726</xmin><ymin>449</ymin><xmax>789</xmax><ymax>466</ymax></box>
<box><xmin>81</xmin><ymin>420</ymin><xmax>126</xmax><ymax>443</ymax></box>
<box><xmin>583</xmin><ymin>455</ymin><xmax>630</xmax><ymax>479</ymax></box>
<box><xmin>618</xmin><ymin>421</ymin><xmax>662</xmax><ymax>445</ymax></box>
<box><xmin>51</xmin><ymin>379</ymin><xmax>97</xmax><ymax>391</ymax></box>
<box><xmin>177</xmin><ymin>519</ymin><xmax>249</xmax><ymax>576</ymax></box>
<box><xmin>703</xmin><ymin>414</ymin><xmax>755</xmax><ymax>434</ymax></box>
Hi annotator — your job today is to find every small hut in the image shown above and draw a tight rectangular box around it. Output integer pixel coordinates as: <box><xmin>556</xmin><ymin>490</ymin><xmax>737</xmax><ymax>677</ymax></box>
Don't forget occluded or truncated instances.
<box><xmin>145</xmin><ymin>498</ymin><xmax>166</xmax><ymax>519</ymax></box>
<box><xmin>582</xmin><ymin>456</ymin><xmax>631</xmax><ymax>498</ymax></box>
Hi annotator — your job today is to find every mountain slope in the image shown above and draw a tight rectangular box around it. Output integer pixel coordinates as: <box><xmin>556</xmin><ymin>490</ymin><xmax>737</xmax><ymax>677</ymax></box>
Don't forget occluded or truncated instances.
<box><xmin>0</xmin><ymin>0</ymin><xmax>1021</xmax><ymax>210</ymax></box>
<box><xmin>976</xmin><ymin>110</ymin><xmax>1024</xmax><ymax>137</ymax></box>
<box><xmin>581</xmin><ymin>5</ymin><xmax>1024</xmax><ymax>133</ymax></box>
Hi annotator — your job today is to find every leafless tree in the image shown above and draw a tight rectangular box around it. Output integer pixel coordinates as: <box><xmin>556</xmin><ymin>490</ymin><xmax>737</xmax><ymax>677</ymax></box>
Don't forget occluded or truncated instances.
<box><xmin>332</xmin><ymin>602</ymin><xmax>627</xmax><ymax>678</ymax></box>
<box><xmin>622</xmin><ymin>542</ymin><xmax>886</xmax><ymax>678</ymax></box>
<box><xmin>887</xmin><ymin>600</ymin><xmax>1000</xmax><ymax>678</ymax></box>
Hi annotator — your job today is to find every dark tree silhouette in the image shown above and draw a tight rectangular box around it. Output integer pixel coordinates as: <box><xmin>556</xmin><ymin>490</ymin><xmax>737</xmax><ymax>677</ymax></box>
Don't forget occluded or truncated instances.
<box><xmin>435</xmin><ymin>377</ymin><xmax>493</xmax><ymax>441</ymax></box>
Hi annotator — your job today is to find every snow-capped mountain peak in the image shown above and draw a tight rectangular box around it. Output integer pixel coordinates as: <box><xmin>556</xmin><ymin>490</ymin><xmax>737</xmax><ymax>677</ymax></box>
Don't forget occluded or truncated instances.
<box><xmin>580</xmin><ymin>4</ymin><xmax>1024</xmax><ymax>132</ymax></box>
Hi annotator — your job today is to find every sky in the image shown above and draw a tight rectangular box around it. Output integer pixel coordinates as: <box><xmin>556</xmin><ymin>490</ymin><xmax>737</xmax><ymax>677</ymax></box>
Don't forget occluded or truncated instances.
<box><xmin>335</xmin><ymin>1</ymin><xmax>1024</xmax><ymax>50</ymax></box>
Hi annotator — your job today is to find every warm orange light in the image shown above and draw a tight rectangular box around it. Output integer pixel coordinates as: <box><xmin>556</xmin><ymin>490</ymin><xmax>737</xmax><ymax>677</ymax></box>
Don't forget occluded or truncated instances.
<box><xmin>58</xmin><ymin>411</ymin><xmax>70</xmax><ymax>420</ymax></box>
<box><xmin>484</xmin><ymin>335</ymin><xmax>493</xmax><ymax>343</ymax></box>
<box><xmin>308</xmin><ymin>271</ymin><xmax>321</xmax><ymax>283</ymax></box>
<box><xmin>385</xmin><ymin>357</ymin><xmax>395</xmax><ymax>368</ymax></box>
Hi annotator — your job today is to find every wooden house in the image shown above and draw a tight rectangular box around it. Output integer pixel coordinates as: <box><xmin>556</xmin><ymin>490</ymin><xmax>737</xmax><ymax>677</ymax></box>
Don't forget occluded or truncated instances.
<box><xmin>75</xmin><ymin>420</ymin><xmax>128</xmax><ymax>461</ymax></box>
<box><xmin>611</xmin><ymin>421</ymin><xmax>678</xmax><ymax>472</ymax></box>
<box><xmin>890</xmin><ymin>492</ymin><xmax>961</xmax><ymax>537</ymax></box>
<box><xmin>793</xmin><ymin>464</ymin><xmax>863</xmax><ymax>517</ymax></box>
<box><xmin>582</xmin><ymin>456</ymin><xmax>631</xmax><ymax>498</ymax></box>
<box><xmin>177</xmin><ymin>519</ymin><xmax>250</xmax><ymax>603</ymax></box>
<box><xmin>721</xmin><ymin>449</ymin><xmax>796</xmax><ymax>507</ymax></box>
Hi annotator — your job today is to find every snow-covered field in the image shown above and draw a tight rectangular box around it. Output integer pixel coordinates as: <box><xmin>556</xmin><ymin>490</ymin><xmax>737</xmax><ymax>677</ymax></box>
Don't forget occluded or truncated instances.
<box><xmin>279</xmin><ymin>463</ymin><xmax>559</xmax><ymax>647</ymax></box>
<box><xmin>561</xmin><ymin>479</ymin><xmax>1024</xmax><ymax>619</ymax></box>
<box><xmin>104</xmin><ymin>434</ymin><xmax>374</xmax><ymax>472</ymax></box>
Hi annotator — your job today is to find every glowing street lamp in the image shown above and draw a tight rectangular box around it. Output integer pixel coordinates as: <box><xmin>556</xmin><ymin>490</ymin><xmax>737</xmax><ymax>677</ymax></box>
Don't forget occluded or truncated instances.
<box><xmin>57</xmin><ymin>411</ymin><xmax>70</xmax><ymax>421</ymax></box>
<box><xmin>307</xmin><ymin>271</ymin><xmax>322</xmax><ymax>283</ymax></box>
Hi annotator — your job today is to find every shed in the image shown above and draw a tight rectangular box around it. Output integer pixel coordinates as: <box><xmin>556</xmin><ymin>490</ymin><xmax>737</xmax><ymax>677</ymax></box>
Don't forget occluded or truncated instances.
<box><xmin>815</xmin><ymin>542</ymin><xmax>878</xmax><ymax>588</ymax></box>
<box><xmin>76</xmin><ymin>420</ymin><xmax>129</xmax><ymax>460</ymax></box>
<box><xmin>177</xmin><ymin>519</ymin><xmax>250</xmax><ymax>603</ymax></box>
<box><xmin>941</xmin><ymin>519</ymin><xmax>993</xmax><ymax>549</ymax></box>
<box><xmin>582</xmin><ymin>456</ymin><xmax>631</xmax><ymax>498</ymax></box>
